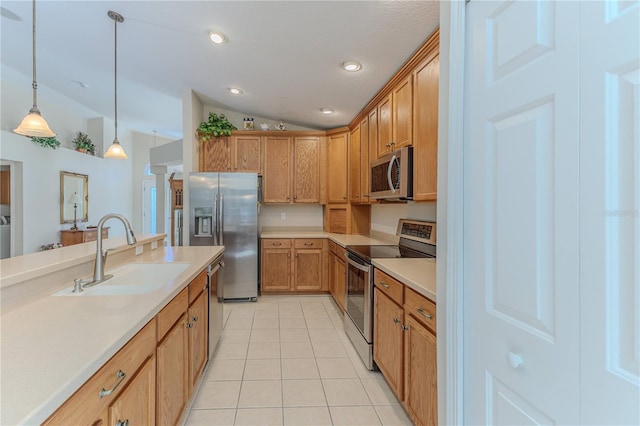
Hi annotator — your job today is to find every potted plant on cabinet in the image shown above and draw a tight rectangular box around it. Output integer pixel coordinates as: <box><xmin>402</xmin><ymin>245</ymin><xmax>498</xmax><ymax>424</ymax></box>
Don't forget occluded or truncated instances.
<box><xmin>31</xmin><ymin>136</ymin><xmax>61</xmax><ymax>149</ymax></box>
<box><xmin>197</xmin><ymin>112</ymin><xmax>237</xmax><ymax>141</ymax></box>
<box><xmin>71</xmin><ymin>132</ymin><xmax>95</xmax><ymax>155</ymax></box>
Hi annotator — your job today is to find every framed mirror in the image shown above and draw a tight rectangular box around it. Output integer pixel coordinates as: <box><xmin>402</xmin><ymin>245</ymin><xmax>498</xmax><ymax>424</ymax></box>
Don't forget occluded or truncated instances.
<box><xmin>60</xmin><ymin>171</ymin><xmax>88</xmax><ymax>225</ymax></box>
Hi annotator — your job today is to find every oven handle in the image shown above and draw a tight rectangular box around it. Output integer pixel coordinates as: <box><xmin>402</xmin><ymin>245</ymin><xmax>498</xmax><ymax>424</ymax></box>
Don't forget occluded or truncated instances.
<box><xmin>345</xmin><ymin>253</ymin><xmax>371</xmax><ymax>273</ymax></box>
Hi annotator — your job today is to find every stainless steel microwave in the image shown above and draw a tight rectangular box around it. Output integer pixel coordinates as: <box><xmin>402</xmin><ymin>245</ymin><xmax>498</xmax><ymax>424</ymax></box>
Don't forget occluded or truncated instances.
<box><xmin>370</xmin><ymin>146</ymin><xmax>413</xmax><ymax>200</ymax></box>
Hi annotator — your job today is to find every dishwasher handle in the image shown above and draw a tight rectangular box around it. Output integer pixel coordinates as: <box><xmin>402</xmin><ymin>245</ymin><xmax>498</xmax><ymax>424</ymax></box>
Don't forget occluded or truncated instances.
<box><xmin>208</xmin><ymin>259</ymin><xmax>225</xmax><ymax>277</ymax></box>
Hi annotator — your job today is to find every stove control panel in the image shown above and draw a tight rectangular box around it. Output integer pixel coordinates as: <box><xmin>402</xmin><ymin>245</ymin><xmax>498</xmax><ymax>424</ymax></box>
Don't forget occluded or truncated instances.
<box><xmin>396</xmin><ymin>219</ymin><xmax>436</xmax><ymax>246</ymax></box>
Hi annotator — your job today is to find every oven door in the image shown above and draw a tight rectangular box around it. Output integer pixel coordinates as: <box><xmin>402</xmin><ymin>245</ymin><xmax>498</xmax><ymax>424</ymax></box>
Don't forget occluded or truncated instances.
<box><xmin>345</xmin><ymin>252</ymin><xmax>373</xmax><ymax>342</ymax></box>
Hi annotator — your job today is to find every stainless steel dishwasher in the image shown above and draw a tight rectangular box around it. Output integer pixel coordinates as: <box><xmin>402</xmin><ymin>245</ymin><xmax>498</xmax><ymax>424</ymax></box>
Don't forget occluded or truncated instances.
<box><xmin>208</xmin><ymin>255</ymin><xmax>225</xmax><ymax>359</ymax></box>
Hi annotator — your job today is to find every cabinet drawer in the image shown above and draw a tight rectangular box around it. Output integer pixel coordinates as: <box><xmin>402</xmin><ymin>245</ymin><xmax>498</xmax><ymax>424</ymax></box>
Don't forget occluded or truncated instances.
<box><xmin>294</xmin><ymin>238</ymin><xmax>323</xmax><ymax>249</ymax></box>
<box><xmin>373</xmin><ymin>269</ymin><xmax>404</xmax><ymax>305</ymax></box>
<box><xmin>328</xmin><ymin>240</ymin><xmax>337</xmax><ymax>255</ymax></box>
<box><xmin>262</xmin><ymin>238</ymin><xmax>291</xmax><ymax>249</ymax></box>
<box><xmin>43</xmin><ymin>319</ymin><xmax>156</xmax><ymax>425</ymax></box>
<box><xmin>188</xmin><ymin>269</ymin><xmax>207</xmax><ymax>305</ymax></box>
<box><xmin>404</xmin><ymin>287</ymin><xmax>436</xmax><ymax>334</ymax></box>
<box><xmin>157</xmin><ymin>287</ymin><xmax>188</xmax><ymax>341</ymax></box>
<box><xmin>83</xmin><ymin>230</ymin><xmax>98</xmax><ymax>241</ymax></box>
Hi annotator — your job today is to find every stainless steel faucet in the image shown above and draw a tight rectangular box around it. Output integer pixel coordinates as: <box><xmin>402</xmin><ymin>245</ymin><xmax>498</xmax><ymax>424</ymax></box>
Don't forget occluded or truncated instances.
<box><xmin>83</xmin><ymin>213</ymin><xmax>136</xmax><ymax>287</ymax></box>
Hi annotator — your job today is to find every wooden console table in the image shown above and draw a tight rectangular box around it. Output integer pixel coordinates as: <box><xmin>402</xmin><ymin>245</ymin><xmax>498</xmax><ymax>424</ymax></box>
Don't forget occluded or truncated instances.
<box><xmin>60</xmin><ymin>227</ymin><xmax>109</xmax><ymax>247</ymax></box>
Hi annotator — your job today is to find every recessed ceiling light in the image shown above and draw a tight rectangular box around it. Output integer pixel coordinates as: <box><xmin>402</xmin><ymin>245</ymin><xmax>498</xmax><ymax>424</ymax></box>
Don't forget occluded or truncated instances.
<box><xmin>228</xmin><ymin>87</ymin><xmax>243</xmax><ymax>95</ymax></box>
<box><xmin>320</xmin><ymin>108</ymin><xmax>335</xmax><ymax>115</ymax></box>
<box><xmin>341</xmin><ymin>61</ymin><xmax>362</xmax><ymax>72</ymax></box>
<box><xmin>209</xmin><ymin>31</ymin><xmax>227</xmax><ymax>44</ymax></box>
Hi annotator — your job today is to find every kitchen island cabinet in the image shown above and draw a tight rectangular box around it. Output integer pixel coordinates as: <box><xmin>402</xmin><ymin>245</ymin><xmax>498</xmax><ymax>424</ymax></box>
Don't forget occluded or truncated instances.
<box><xmin>261</xmin><ymin>238</ymin><xmax>326</xmax><ymax>293</ymax></box>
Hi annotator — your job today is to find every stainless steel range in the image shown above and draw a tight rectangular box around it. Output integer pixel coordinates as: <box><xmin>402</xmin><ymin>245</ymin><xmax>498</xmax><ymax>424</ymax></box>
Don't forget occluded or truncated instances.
<box><xmin>344</xmin><ymin>219</ymin><xmax>436</xmax><ymax>370</ymax></box>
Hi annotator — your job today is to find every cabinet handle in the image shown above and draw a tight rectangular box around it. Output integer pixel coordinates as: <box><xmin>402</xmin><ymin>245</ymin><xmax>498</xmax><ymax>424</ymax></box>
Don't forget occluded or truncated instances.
<box><xmin>99</xmin><ymin>370</ymin><xmax>126</xmax><ymax>398</ymax></box>
<box><xmin>417</xmin><ymin>308</ymin><xmax>433</xmax><ymax>320</ymax></box>
<box><xmin>294</xmin><ymin>195</ymin><xmax>297</xmax><ymax>199</ymax></box>
<box><xmin>116</xmin><ymin>420</ymin><xmax>129</xmax><ymax>426</ymax></box>
<box><xmin>401</xmin><ymin>325</ymin><xmax>409</xmax><ymax>331</ymax></box>
<box><xmin>304</xmin><ymin>242</ymin><xmax>313</xmax><ymax>246</ymax></box>
<box><xmin>393</xmin><ymin>318</ymin><xmax>400</xmax><ymax>324</ymax></box>
<box><xmin>385</xmin><ymin>143</ymin><xmax>391</xmax><ymax>148</ymax></box>
<box><xmin>273</xmin><ymin>242</ymin><xmax>282</xmax><ymax>246</ymax></box>
<box><xmin>379</xmin><ymin>281</ymin><xmax>390</xmax><ymax>289</ymax></box>
<box><xmin>192</xmin><ymin>316</ymin><xmax>198</xmax><ymax>322</ymax></box>
<box><xmin>186</xmin><ymin>322</ymin><xmax>193</xmax><ymax>329</ymax></box>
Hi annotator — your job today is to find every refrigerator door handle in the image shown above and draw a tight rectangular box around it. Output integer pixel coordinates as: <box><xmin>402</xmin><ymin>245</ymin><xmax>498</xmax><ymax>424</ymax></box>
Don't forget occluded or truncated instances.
<box><xmin>219</xmin><ymin>193</ymin><xmax>224</xmax><ymax>245</ymax></box>
<box><xmin>213</xmin><ymin>194</ymin><xmax>220</xmax><ymax>246</ymax></box>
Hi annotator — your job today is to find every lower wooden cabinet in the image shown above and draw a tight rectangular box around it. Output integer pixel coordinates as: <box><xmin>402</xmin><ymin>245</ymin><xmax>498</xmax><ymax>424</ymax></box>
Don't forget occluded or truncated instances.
<box><xmin>404</xmin><ymin>313</ymin><xmax>437</xmax><ymax>426</ymax></box>
<box><xmin>373</xmin><ymin>288</ymin><xmax>404</xmax><ymax>400</ymax></box>
<box><xmin>108</xmin><ymin>354</ymin><xmax>156</xmax><ymax>426</ymax></box>
<box><xmin>333</xmin><ymin>249</ymin><xmax>346</xmax><ymax>311</ymax></box>
<box><xmin>188</xmin><ymin>289</ymin><xmax>208</xmax><ymax>397</ymax></box>
<box><xmin>261</xmin><ymin>238</ymin><xmax>326</xmax><ymax>293</ymax></box>
<box><xmin>372</xmin><ymin>268</ymin><xmax>437</xmax><ymax>426</ymax></box>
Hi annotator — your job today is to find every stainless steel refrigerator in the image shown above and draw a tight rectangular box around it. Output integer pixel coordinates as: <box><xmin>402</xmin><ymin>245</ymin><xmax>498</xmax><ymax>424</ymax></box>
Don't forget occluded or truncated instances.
<box><xmin>189</xmin><ymin>172</ymin><xmax>258</xmax><ymax>301</ymax></box>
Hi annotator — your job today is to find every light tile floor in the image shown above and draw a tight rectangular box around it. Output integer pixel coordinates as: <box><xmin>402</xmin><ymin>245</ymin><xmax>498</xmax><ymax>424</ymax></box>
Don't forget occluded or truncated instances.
<box><xmin>184</xmin><ymin>295</ymin><xmax>413</xmax><ymax>426</ymax></box>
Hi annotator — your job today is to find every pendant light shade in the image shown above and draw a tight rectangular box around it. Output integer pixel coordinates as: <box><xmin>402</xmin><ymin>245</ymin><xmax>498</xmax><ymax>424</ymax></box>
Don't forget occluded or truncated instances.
<box><xmin>104</xmin><ymin>10</ymin><xmax>128</xmax><ymax>159</ymax></box>
<box><xmin>14</xmin><ymin>0</ymin><xmax>55</xmax><ymax>138</ymax></box>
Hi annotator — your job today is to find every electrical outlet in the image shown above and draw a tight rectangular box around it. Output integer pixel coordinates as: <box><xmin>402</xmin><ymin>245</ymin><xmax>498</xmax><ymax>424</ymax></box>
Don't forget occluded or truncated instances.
<box><xmin>151</xmin><ymin>241</ymin><xmax>158</xmax><ymax>250</ymax></box>
<box><xmin>280</xmin><ymin>212</ymin><xmax>286</xmax><ymax>220</ymax></box>
<box><xmin>135</xmin><ymin>246</ymin><xmax>143</xmax><ymax>255</ymax></box>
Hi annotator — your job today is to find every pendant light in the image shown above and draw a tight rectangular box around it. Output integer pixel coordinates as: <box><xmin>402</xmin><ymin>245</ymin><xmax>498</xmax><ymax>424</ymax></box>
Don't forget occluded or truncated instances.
<box><xmin>104</xmin><ymin>11</ymin><xmax>128</xmax><ymax>159</ymax></box>
<box><xmin>14</xmin><ymin>0</ymin><xmax>55</xmax><ymax>137</ymax></box>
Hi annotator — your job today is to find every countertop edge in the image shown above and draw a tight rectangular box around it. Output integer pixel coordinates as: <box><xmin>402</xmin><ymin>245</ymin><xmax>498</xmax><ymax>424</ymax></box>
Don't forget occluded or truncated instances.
<box><xmin>371</xmin><ymin>259</ymin><xmax>436</xmax><ymax>303</ymax></box>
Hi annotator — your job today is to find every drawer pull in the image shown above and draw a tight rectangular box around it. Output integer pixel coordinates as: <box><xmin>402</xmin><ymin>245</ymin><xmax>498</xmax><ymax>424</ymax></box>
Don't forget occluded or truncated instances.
<box><xmin>417</xmin><ymin>308</ymin><xmax>433</xmax><ymax>320</ymax></box>
<box><xmin>99</xmin><ymin>370</ymin><xmax>126</xmax><ymax>398</ymax></box>
<box><xmin>380</xmin><ymin>281</ymin><xmax>390</xmax><ymax>289</ymax></box>
<box><xmin>304</xmin><ymin>242</ymin><xmax>313</xmax><ymax>246</ymax></box>
<box><xmin>273</xmin><ymin>242</ymin><xmax>282</xmax><ymax>246</ymax></box>
<box><xmin>116</xmin><ymin>420</ymin><xmax>129</xmax><ymax>426</ymax></box>
<box><xmin>393</xmin><ymin>317</ymin><xmax>400</xmax><ymax>324</ymax></box>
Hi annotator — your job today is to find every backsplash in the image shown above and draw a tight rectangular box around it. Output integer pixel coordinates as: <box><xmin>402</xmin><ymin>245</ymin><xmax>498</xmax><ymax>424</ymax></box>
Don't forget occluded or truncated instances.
<box><xmin>371</xmin><ymin>202</ymin><xmax>437</xmax><ymax>236</ymax></box>
<box><xmin>259</xmin><ymin>205</ymin><xmax>324</xmax><ymax>230</ymax></box>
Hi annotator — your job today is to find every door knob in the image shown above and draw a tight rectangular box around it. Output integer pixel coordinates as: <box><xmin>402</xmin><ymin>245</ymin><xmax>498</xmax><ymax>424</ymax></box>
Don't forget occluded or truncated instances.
<box><xmin>507</xmin><ymin>352</ymin><xmax>523</xmax><ymax>369</ymax></box>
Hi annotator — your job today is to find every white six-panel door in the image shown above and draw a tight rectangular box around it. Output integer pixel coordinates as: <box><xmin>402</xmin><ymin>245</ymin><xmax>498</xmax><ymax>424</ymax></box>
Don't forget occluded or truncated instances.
<box><xmin>579</xmin><ymin>1</ymin><xmax>640</xmax><ymax>424</ymax></box>
<box><xmin>463</xmin><ymin>1</ymin><xmax>639</xmax><ymax>424</ymax></box>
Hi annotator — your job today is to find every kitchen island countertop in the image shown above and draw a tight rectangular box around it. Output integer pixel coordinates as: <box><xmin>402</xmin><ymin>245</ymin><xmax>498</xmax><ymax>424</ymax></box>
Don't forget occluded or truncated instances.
<box><xmin>0</xmin><ymin>243</ymin><xmax>223</xmax><ymax>426</ymax></box>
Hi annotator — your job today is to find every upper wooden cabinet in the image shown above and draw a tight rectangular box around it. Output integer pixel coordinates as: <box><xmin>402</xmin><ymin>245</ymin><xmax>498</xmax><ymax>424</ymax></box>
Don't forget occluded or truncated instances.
<box><xmin>263</xmin><ymin>136</ymin><xmax>292</xmax><ymax>203</ymax></box>
<box><xmin>233</xmin><ymin>135</ymin><xmax>261</xmax><ymax>173</ymax></box>
<box><xmin>327</xmin><ymin>130</ymin><xmax>349</xmax><ymax>204</ymax></box>
<box><xmin>377</xmin><ymin>96</ymin><xmax>393</xmax><ymax>158</ymax></box>
<box><xmin>393</xmin><ymin>75</ymin><xmax>413</xmax><ymax>149</ymax></box>
<box><xmin>412</xmin><ymin>53</ymin><xmax>439</xmax><ymax>201</ymax></box>
<box><xmin>293</xmin><ymin>136</ymin><xmax>321</xmax><ymax>203</ymax></box>
<box><xmin>349</xmin><ymin>125</ymin><xmax>361</xmax><ymax>203</ymax></box>
<box><xmin>199</xmin><ymin>135</ymin><xmax>231</xmax><ymax>172</ymax></box>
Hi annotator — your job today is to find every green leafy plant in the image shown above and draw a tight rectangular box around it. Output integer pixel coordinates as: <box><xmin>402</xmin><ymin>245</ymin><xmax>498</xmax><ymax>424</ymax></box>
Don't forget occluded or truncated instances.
<box><xmin>71</xmin><ymin>131</ymin><xmax>95</xmax><ymax>155</ymax></box>
<box><xmin>31</xmin><ymin>136</ymin><xmax>60</xmax><ymax>149</ymax></box>
<box><xmin>197</xmin><ymin>112</ymin><xmax>237</xmax><ymax>140</ymax></box>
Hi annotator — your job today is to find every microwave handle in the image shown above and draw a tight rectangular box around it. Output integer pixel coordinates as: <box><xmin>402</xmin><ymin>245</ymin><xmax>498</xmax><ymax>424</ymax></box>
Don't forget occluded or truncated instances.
<box><xmin>387</xmin><ymin>154</ymin><xmax>397</xmax><ymax>193</ymax></box>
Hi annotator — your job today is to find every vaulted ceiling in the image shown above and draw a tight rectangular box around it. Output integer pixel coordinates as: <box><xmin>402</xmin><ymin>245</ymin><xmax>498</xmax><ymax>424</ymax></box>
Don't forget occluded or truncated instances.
<box><xmin>1</xmin><ymin>1</ymin><xmax>439</xmax><ymax>139</ymax></box>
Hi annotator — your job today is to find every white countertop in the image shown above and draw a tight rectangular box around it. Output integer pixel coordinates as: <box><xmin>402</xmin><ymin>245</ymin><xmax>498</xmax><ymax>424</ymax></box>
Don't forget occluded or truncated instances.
<box><xmin>260</xmin><ymin>230</ymin><xmax>389</xmax><ymax>247</ymax></box>
<box><xmin>0</xmin><ymin>244</ymin><xmax>224</xmax><ymax>425</ymax></box>
<box><xmin>372</xmin><ymin>258</ymin><xmax>436</xmax><ymax>302</ymax></box>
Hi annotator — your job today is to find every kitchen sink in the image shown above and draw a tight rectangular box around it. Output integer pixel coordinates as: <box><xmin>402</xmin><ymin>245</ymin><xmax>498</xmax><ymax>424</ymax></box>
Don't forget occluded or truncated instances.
<box><xmin>52</xmin><ymin>262</ymin><xmax>191</xmax><ymax>297</ymax></box>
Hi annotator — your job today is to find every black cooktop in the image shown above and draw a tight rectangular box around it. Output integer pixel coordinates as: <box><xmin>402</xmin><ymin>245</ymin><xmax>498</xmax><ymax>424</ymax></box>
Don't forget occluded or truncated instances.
<box><xmin>346</xmin><ymin>244</ymin><xmax>434</xmax><ymax>263</ymax></box>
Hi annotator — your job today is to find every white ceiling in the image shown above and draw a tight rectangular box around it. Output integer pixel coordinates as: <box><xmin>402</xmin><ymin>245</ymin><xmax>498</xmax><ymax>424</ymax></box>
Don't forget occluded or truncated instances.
<box><xmin>1</xmin><ymin>1</ymin><xmax>439</xmax><ymax>139</ymax></box>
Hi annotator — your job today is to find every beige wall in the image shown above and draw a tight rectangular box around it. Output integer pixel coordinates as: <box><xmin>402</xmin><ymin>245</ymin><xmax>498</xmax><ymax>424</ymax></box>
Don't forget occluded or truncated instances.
<box><xmin>371</xmin><ymin>202</ymin><xmax>437</xmax><ymax>237</ymax></box>
<box><xmin>259</xmin><ymin>205</ymin><xmax>324</xmax><ymax>230</ymax></box>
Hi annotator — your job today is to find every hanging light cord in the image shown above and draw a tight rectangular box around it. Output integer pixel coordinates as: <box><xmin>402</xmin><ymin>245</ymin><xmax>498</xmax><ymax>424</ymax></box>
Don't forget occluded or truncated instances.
<box><xmin>113</xmin><ymin>12</ymin><xmax>119</xmax><ymax>143</ymax></box>
<box><xmin>30</xmin><ymin>0</ymin><xmax>38</xmax><ymax>112</ymax></box>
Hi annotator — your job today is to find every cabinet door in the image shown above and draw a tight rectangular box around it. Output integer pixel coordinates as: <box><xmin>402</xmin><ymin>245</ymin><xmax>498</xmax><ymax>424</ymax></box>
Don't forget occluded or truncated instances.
<box><xmin>108</xmin><ymin>355</ymin><xmax>156</xmax><ymax>426</ymax></box>
<box><xmin>200</xmin><ymin>136</ymin><xmax>231</xmax><ymax>172</ymax></box>
<box><xmin>261</xmin><ymin>247</ymin><xmax>292</xmax><ymax>291</ymax></box>
<box><xmin>294</xmin><ymin>248</ymin><xmax>323</xmax><ymax>291</ymax></box>
<box><xmin>293</xmin><ymin>137</ymin><xmax>320</xmax><ymax>203</ymax></box>
<box><xmin>156</xmin><ymin>313</ymin><xmax>188</xmax><ymax>426</ymax></box>
<box><xmin>373</xmin><ymin>288</ymin><xmax>404</xmax><ymax>400</ymax></box>
<box><xmin>327</xmin><ymin>132</ymin><xmax>349</xmax><ymax>203</ymax></box>
<box><xmin>349</xmin><ymin>125</ymin><xmax>362</xmax><ymax>203</ymax></box>
<box><xmin>334</xmin><ymin>256</ymin><xmax>346</xmax><ymax>311</ymax></box>
<box><xmin>412</xmin><ymin>54</ymin><xmax>439</xmax><ymax>201</ymax></box>
<box><xmin>188</xmin><ymin>291</ymin><xmax>208</xmax><ymax>397</ymax></box>
<box><xmin>377</xmin><ymin>96</ymin><xmax>392</xmax><ymax>158</ymax></box>
<box><xmin>329</xmin><ymin>251</ymin><xmax>336</xmax><ymax>297</ymax></box>
<box><xmin>368</xmin><ymin>109</ymin><xmax>378</xmax><ymax>164</ymax></box>
<box><xmin>263</xmin><ymin>137</ymin><xmax>291</xmax><ymax>203</ymax></box>
<box><xmin>404</xmin><ymin>313</ymin><xmax>437</xmax><ymax>426</ymax></box>
<box><xmin>392</xmin><ymin>75</ymin><xmax>413</xmax><ymax>149</ymax></box>
<box><xmin>233</xmin><ymin>135</ymin><xmax>261</xmax><ymax>173</ymax></box>
<box><xmin>359</xmin><ymin>117</ymin><xmax>371</xmax><ymax>204</ymax></box>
